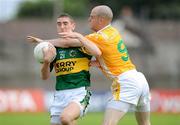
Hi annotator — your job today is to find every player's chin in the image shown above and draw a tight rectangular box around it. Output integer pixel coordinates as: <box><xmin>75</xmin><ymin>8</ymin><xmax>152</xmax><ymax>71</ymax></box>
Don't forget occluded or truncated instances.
<box><xmin>59</xmin><ymin>29</ymin><xmax>69</xmax><ymax>33</ymax></box>
<box><xmin>90</xmin><ymin>25</ymin><xmax>96</xmax><ymax>31</ymax></box>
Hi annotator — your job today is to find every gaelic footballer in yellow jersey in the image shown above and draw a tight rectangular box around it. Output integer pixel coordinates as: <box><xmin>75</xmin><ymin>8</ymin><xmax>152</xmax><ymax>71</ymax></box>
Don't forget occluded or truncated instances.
<box><xmin>86</xmin><ymin>25</ymin><xmax>135</xmax><ymax>78</ymax></box>
<box><xmin>85</xmin><ymin>5</ymin><xmax>151</xmax><ymax>125</ymax></box>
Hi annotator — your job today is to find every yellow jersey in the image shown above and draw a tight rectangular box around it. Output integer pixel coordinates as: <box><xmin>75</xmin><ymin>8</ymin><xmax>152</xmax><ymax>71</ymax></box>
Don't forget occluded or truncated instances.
<box><xmin>86</xmin><ymin>25</ymin><xmax>135</xmax><ymax>79</ymax></box>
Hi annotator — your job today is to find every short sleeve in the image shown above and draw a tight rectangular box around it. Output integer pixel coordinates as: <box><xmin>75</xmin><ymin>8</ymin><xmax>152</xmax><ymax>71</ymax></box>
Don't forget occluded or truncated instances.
<box><xmin>86</xmin><ymin>33</ymin><xmax>105</xmax><ymax>46</ymax></box>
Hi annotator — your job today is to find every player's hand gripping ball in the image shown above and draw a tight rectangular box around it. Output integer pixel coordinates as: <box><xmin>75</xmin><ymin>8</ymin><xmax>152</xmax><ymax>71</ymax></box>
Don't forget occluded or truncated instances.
<box><xmin>33</xmin><ymin>42</ymin><xmax>56</xmax><ymax>63</ymax></box>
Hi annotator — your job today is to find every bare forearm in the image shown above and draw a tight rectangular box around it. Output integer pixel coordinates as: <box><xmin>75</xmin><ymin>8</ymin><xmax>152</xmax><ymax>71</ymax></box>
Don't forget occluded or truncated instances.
<box><xmin>41</xmin><ymin>62</ymin><xmax>50</xmax><ymax>80</ymax></box>
<box><xmin>57</xmin><ymin>32</ymin><xmax>102</xmax><ymax>56</ymax></box>
<box><xmin>45</xmin><ymin>38</ymin><xmax>82</xmax><ymax>48</ymax></box>
<box><xmin>27</xmin><ymin>36</ymin><xmax>82</xmax><ymax>48</ymax></box>
<box><xmin>43</xmin><ymin>38</ymin><xmax>66</xmax><ymax>47</ymax></box>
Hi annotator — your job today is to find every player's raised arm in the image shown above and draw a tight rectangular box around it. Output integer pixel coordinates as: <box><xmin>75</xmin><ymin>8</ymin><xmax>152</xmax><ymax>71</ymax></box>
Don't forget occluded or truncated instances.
<box><xmin>27</xmin><ymin>36</ymin><xmax>43</xmax><ymax>43</ymax></box>
<box><xmin>59</xmin><ymin>32</ymin><xmax>102</xmax><ymax>57</ymax></box>
<box><xmin>48</xmin><ymin>37</ymin><xmax>82</xmax><ymax>48</ymax></box>
<box><xmin>27</xmin><ymin>35</ymin><xmax>82</xmax><ymax>48</ymax></box>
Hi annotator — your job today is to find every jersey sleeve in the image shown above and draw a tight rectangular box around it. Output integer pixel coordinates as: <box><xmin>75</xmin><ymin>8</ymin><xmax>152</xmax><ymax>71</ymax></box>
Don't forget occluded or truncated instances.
<box><xmin>85</xmin><ymin>33</ymin><xmax>105</xmax><ymax>50</ymax></box>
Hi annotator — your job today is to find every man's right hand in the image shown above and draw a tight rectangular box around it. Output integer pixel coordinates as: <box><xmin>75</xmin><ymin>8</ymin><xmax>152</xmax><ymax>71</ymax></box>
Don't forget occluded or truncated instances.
<box><xmin>27</xmin><ymin>36</ymin><xmax>43</xmax><ymax>43</ymax></box>
<box><xmin>43</xmin><ymin>44</ymin><xmax>56</xmax><ymax>63</ymax></box>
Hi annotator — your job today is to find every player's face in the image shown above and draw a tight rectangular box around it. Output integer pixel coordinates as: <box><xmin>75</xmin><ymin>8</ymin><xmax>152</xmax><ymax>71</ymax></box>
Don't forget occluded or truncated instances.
<box><xmin>88</xmin><ymin>9</ymin><xmax>99</xmax><ymax>32</ymax></box>
<box><xmin>57</xmin><ymin>17</ymin><xmax>75</xmax><ymax>33</ymax></box>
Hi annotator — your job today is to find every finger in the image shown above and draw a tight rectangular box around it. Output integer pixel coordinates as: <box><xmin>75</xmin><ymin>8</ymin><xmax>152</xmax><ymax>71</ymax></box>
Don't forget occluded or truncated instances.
<box><xmin>27</xmin><ymin>36</ymin><xmax>32</xmax><ymax>40</ymax></box>
<box><xmin>27</xmin><ymin>36</ymin><xmax>32</xmax><ymax>38</ymax></box>
<box><xmin>26</xmin><ymin>38</ymin><xmax>33</xmax><ymax>42</ymax></box>
<box><xmin>42</xmin><ymin>47</ymin><xmax>49</xmax><ymax>55</ymax></box>
<box><xmin>58</xmin><ymin>32</ymin><xmax>70</xmax><ymax>37</ymax></box>
<box><xmin>58</xmin><ymin>35</ymin><xmax>68</xmax><ymax>38</ymax></box>
<box><xmin>27</xmin><ymin>36</ymin><xmax>40</xmax><ymax>40</ymax></box>
<box><xmin>48</xmin><ymin>44</ymin><xmax>54</xmax><ymax>50</ymax></box>
<box><xmin>58</xmin><ymin>32</ymin><xmax>68</xmax><ymax>35</ymax></box>
<box><xmin>27</xmin><ymin>36</ymin><xmax>35</xmax><ymax>40</ymax></box>
<box><xmin>27</xmin><ymin>35</ymin><xmax>37</xmax><ymax>38</ymax></box>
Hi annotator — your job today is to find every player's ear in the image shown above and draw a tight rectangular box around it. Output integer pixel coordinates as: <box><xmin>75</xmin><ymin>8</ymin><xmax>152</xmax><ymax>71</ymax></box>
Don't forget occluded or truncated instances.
<box><xmin>72</xmin><ymin>23</ymin><xmax>76</xmax><ymax>31</ymax></box>
<box><xmin>99</xmin><ymin>17</ymin><xmax>104</xmax><ymax>23</ymax></box>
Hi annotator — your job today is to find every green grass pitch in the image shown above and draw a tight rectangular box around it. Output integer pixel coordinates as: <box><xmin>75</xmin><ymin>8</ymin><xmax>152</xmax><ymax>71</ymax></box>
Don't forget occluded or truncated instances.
<box><xmin>0</xmin><ymin>112</ymin><xmax>179</xmax><ymax>125</ymax></box>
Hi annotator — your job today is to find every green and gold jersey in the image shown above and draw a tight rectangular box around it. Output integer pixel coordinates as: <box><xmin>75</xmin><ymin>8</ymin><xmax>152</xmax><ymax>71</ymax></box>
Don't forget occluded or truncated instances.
<box><xmin>50</xmin><ymin>47</ymin><xmax>92</xmax><ymax>90</ymax></box>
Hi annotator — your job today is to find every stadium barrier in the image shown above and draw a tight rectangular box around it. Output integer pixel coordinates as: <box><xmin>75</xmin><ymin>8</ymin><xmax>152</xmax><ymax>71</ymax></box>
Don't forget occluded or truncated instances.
<box><xmin>0</xmin><ymin>89</ymin><xmax>44</xmax><ymax>112</ymax></box>
<box><xmin>0</xmin><ymin>89</ymin><xmax>180</xmax><ymax>113</ymax></box>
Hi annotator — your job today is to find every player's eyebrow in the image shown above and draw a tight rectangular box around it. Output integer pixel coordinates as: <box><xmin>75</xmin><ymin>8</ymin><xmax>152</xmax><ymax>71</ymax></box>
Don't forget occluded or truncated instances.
<box><xmin>57</xmin><ymin>21</ymin><xmax>69</xmax><ymax>24</ymax></box>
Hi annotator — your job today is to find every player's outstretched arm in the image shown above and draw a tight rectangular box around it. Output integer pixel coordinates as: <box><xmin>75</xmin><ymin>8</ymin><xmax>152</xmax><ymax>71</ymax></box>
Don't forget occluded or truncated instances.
<box><xmin>59</xmin><ymin>32</ymin><xmax>102</xmax><ymax>57</ymax></box>
<box><xmin>27</xmin><ymin>36</ymin><xmax>43</xmax><ymax>43</ymax></box>
<box><xmin>27</xmin><ymin>35</ymin><xmax>82</xmax><ymax>48</ymax></box>
<box><xmin>47</xmin><ymin>38</ymin><xmax>82</xmax><ymax>48</ymax></box>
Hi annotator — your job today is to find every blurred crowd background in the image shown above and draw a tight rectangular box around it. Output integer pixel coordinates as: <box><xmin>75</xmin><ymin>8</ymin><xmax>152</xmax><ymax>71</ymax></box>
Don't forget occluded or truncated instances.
<box><xmin>0</xmin><ymin>0</ymin><xmax>180</xmax><ymax>91</ymax></box>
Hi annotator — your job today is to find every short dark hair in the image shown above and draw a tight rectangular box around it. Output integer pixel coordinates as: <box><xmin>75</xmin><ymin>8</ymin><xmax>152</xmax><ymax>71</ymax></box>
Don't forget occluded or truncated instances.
<box><xmin>58</xmin><ymin>13</ymin><xmax>74</xmax><ymax>22</ymax></box>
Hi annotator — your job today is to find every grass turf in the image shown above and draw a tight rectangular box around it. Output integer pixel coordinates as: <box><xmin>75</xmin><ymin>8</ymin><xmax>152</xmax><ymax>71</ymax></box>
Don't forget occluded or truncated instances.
<box><xmin>0</xmin><ymin>112</ymin><xmax>179</xmax><ymax>125</ymax></box>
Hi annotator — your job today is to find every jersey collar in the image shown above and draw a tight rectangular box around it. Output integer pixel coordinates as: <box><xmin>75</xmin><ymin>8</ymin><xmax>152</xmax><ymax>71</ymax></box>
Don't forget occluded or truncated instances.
<box><xmin>97</xmin><ymin>24</ymin><xmax>111</xmax><ymax>33</ymax></box>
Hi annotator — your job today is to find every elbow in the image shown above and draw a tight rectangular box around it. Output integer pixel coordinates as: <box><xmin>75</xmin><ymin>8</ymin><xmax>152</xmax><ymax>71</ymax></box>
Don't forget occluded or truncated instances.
<box><xmin>94</xmin><ymin>50</ymin><xmax>102</xmax><ymax>57</ymax></box>
<box><xmin>41</xmin><ymin>75</ymin><xmax>49</xmax><ymax>80</ymax></box>
<box><xmin>90</xmin><ymin>50</ymin><xmax>102</xmax><ymax>57</ymax></box>
<box><xmin>41</xmin><ymin>72</ymin><xmax>50</xmax><ymax>80</ymax></box>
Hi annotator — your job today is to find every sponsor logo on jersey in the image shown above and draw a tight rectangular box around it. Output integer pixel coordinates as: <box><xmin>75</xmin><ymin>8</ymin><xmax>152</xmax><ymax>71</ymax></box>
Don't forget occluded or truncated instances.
<box><xmin>69</xmin><ymin>50</ymin><xmax>77</xmax><ymax>57</ymax></box>
<box><xmin>58</xmin><ymin>50</ymin><xmax>66</xmax><ymax>59</ymax></box>
<box><xmin>55</xmin><ymin>58</ymin><xmax>90</xmax><ymax>76</ymax></box>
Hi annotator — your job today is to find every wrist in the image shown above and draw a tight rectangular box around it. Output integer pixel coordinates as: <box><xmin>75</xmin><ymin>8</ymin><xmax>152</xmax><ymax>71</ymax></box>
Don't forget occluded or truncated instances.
<box><xmin>78</xmin><ymin>34</ymin><xmax>85</xmax><ymax>44</ymax></box>
<box><xmin>43</xmin><ymin>60</ymin><xmax>50</xmax><ymax>65</ymax></box>
<box><xmin>37</xmin><ymin>39</ymin><xmax>43</xmax><ymax>43</ymax></box>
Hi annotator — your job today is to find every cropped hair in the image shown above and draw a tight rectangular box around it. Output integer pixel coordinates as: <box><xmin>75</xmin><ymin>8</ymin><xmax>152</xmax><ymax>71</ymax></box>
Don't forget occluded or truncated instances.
<box><xmin>58</xmin><ymin>13</ymin><xmax>74</xmax><ymax>22</ymax></box>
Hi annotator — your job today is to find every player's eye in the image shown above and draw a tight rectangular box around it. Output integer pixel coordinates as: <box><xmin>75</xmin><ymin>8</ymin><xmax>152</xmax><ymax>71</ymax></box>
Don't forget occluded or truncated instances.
<box><xmin>63</xmin><ymin>22</ymin><xmax>68</xmax><ymax>25</ymax></box>
<box><xmin>57</xmin><ymin>22</ymin><xmax>61</xmax><ymax>26</ymax></box>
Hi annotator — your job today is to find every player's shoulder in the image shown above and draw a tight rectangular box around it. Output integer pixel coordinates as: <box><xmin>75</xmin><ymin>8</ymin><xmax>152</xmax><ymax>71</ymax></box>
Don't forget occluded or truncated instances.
<box><xmin>86</xmin><ymin>33</ymin><xmax>104</xmax><ymax>42</ymax></box>
<box><xmin>86</xmin><ymin>32</ymin><xmax>99</xmax><ymax>38</ymax></box>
